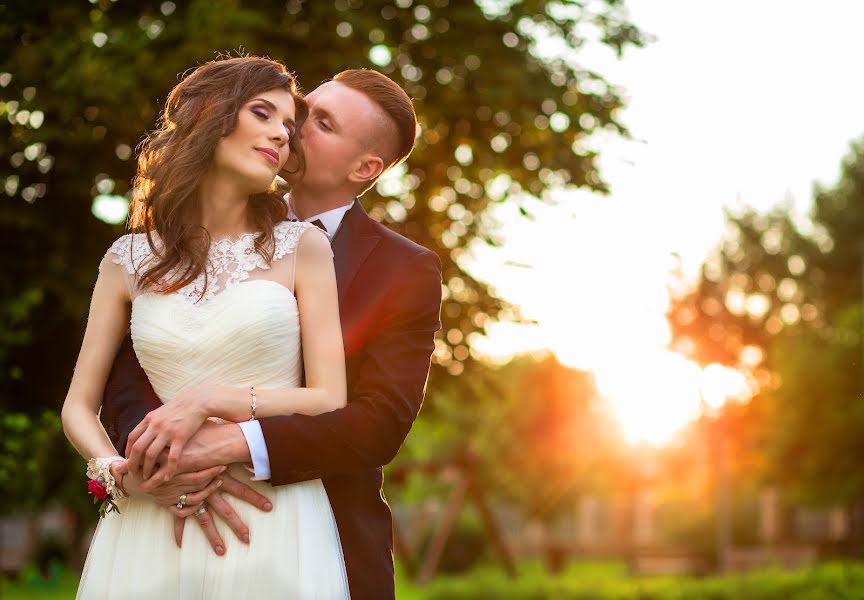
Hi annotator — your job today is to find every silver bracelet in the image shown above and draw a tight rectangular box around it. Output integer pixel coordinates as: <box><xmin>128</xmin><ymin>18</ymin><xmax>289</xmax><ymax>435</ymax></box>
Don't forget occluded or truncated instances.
<box><xmin>249</xmin><ymin>386</ymin><xmax>257</xmax><ymax>420</ymax></box>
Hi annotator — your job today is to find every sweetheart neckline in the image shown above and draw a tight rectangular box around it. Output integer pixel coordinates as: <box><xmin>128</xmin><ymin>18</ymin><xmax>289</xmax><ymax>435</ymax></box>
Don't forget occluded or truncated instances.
<box><xmin>131</xmin><ymin>278</ymin><xmax>297</xmax><ymax>307</ymax></box>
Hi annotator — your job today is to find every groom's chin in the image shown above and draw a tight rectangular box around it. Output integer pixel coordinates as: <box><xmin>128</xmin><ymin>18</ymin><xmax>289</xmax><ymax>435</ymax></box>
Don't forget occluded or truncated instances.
<box><xmin>279</xmin><ymin>169</ymin><xmax>302</xmax><ymax>186</ymax></box>
<box><xmin>279</xmin><ymin>157</ymin><xmax>304</xmax><ymax>185</ymax></box>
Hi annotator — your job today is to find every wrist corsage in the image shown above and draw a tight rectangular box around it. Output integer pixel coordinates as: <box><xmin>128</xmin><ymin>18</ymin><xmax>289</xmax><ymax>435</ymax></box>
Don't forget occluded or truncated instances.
<box><xmin>86</xmin><ymin>456</ymin><xmax>127</xmax><ymax>517</ymax></box>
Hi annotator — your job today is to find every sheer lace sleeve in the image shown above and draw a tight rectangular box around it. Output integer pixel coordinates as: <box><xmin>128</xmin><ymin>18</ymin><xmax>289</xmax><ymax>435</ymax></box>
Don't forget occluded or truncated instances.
<box><xmin>273</xmin><ymin>221</ymin><xmax>329</xmax><ymax>260</ymax></box>
<box><xmin>246</xmin><ymin>221</ymin><xmax>333</xmax><ymax>294</ymax></box>
<box><xmin>99</xmin><ymin>233</ymin><xmax>154</xmax><ymax>301</ymax></box>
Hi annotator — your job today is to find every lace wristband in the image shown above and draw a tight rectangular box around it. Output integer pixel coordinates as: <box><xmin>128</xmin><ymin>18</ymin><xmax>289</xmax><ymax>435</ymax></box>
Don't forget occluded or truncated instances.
<box><xmin>86</xmin><ymin>456</ymin><xmax>127</xmax><ymax>516</ymax></box>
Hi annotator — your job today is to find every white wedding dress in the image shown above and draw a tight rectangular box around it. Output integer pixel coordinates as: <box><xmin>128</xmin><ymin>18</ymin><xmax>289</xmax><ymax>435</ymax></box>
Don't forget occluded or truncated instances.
<box><xmin>76</xmin><ymin>221</ymin><xmax>350</xmax><ymax>599</ymax></box>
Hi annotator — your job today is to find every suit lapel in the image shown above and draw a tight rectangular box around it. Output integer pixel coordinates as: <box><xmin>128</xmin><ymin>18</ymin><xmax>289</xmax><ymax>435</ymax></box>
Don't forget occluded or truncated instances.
<box><xmin>331</xmin><ymin>201</ymin><xmax>381</xmax><ymax>304</ymax></box>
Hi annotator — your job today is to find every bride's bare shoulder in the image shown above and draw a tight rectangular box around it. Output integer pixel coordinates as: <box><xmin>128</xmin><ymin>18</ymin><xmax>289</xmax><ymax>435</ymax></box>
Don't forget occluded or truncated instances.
<box><xmin>294</xmin><ymin>224</ymin><xmax>332</xmax><ymax>260</ymax></box>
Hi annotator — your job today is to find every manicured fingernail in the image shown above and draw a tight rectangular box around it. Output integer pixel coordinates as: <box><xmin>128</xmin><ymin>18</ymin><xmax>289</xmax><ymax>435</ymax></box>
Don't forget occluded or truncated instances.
<box><xmin>216</xmin><ymin>545</ymin><xmax>224</xmax><ymax>555</ymax></box>
<box><xmin>264</xmin><ymin>502</ymin><xmax>272</xmax><ymax>511</ymax></box>
<box><xmin>219</xmin><ymin>466</ymin><xmax>227</xmax><ymax>473</ymax></box>
<box><xmin>216</xmin><ymin>480</ymin><xmax>223</xmax><ymax>487</ymax></box>
<box><xmin>164</xmin><ymin>475</ymin><xmax>170</xmax><ymax>482</ymax></box>
<box><xmin>242</xmin><ymin>533</ymin><xmax>250</xmax><ymax>544</ymax></box>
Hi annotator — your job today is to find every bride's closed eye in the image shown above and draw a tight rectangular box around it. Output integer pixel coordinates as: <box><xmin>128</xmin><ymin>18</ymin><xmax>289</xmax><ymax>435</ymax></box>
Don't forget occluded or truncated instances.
<box><xmin>251</xmin><ymin>106</ymin><xmax>294</xmax><ymax>139</ymax></box>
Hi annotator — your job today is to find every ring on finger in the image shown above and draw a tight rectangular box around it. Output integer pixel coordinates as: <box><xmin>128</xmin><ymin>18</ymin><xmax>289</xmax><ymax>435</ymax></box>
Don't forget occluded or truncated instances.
<box><xmin>194</xmin><ymin>505</ymin><xmax>209</xmax><ymax>517</ymax></box>
<box><xmin>176</xmin><ymin>493</ymin><xmax>188</xmax><ymax>509</ymax></box>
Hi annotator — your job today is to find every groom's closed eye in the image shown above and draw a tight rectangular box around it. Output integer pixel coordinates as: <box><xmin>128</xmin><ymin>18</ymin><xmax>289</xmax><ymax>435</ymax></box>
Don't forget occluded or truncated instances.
<box><xmin>310</xmin><ymin>107</ymin><xmax>340</xmax><ymax>134</ymax></box>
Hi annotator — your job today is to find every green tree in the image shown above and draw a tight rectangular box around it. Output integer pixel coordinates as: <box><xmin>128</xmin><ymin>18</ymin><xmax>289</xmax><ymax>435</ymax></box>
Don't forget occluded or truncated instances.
<box><xmin>666</xmin><ymin>138</ymin><xmax>864</xmax><ymax>547</ymax></box>
<box><xmin>0</xmin><ymin>0</ymin><xmax>646</xmax><ymax>420</ymax></box>
<box><xmin>667</xmin><ymin>138</ymin><xmax>864</xmax><ymax>375</ymax></box>
<box><xmin>1</xmin><ymin>2</ymin><xmax>648</xmax><ymax>521</ymax></box>
<box><xmin>394</xmin><ymin>354</ymin><xmax>624</xmax><ymax>522</ymax></box>
<box><xmin>0</xmin><ymin>411</ymin><xmax>90</xmax><ymax>514</ymax></box>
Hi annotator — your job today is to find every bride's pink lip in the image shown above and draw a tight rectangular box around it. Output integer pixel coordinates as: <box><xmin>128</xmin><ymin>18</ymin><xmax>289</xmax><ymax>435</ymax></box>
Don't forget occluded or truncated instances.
<box><xmin>255</xmin><ymin>147</ymin><xmax>279</xmax><ymax>166</ymax></box>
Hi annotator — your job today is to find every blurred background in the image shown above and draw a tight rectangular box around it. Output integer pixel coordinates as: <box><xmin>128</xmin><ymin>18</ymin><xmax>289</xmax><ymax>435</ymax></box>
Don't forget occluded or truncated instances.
<box><xmin>2</xmin><ymin>0</ymin><xmax>863</xmax><ymax>598</ymax></box>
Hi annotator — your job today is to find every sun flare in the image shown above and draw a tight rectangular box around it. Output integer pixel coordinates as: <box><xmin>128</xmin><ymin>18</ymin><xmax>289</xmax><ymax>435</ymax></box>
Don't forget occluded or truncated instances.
<box><xmin>593</xmin><ymin>353</ymin><xmax>753</xmax><ymax>445</ymax></box>
<box><xmin>592</xmin><ymin>351</ymin><xmax>702</xmax><ymax>444</ymax></box>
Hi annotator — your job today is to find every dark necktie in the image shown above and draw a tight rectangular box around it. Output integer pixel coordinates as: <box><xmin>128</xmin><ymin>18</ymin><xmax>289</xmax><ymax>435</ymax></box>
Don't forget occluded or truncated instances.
<box><xmin>288</xmin><ymin>217</ymin><xmax>326</xmax><ymax>234</ymax></box>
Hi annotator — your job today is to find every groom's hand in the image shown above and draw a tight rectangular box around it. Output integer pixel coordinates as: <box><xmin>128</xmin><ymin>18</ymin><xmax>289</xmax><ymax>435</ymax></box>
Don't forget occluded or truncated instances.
<box><xmin>173</xmin><ymin>474</ymin><xmax>273</xmax><ymax>554</ymax></box>
<box><xmin>170</xmin><ymin>421</ymin><xmax>251</xmax><ymax>474</ymax></box>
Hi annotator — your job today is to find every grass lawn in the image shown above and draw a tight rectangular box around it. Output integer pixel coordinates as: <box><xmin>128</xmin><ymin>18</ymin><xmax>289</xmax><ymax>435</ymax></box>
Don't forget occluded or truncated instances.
<box><xmin>4</xmin><ymin>560</ymin><xmax>864</xmax><ymax>599</ymax></box>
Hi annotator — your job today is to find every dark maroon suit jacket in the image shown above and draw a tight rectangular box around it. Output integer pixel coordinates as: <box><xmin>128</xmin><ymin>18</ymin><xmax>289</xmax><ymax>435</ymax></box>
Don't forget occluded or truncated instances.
<box><xmin>101</xmin><ymin>201</ymin><xmax>443</xmax><ymax>599</ymax></box>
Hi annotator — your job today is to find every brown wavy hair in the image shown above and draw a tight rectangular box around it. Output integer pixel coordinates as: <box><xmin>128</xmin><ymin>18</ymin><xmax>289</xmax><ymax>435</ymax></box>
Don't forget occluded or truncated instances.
<box><xmin>127</xmin><ymin>55</ymin><xmax>308</xmax><ymax>300</ymax></box>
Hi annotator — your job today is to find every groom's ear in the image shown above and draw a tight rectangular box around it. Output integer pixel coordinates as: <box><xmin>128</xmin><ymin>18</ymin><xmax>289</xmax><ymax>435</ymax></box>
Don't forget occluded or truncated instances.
<box><xmin>348</xmin><ymin>154</ymin><xmax>385</xmax><ymax>186</ymax></box>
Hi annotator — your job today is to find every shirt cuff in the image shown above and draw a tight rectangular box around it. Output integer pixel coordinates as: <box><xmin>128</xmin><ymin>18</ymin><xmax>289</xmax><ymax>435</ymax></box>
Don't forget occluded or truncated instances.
<box><xmin>237</xmin><ymin>420</ymin><xmax>272</xmax><ymax>481</ymax></box>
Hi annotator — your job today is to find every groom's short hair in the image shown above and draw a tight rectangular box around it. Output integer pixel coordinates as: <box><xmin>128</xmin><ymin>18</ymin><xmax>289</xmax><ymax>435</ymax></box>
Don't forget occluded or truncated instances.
<box><xmin>332</xmin><ymin>69</ymin><xmax>417</xmax><ymax>173</ymax></box>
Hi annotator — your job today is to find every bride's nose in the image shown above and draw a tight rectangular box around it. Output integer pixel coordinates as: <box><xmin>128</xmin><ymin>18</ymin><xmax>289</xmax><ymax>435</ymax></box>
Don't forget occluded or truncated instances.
<box><xmin>269</xmin><ymin>126</ymin><xmax>288</xmax><ymax>146</ymax></box>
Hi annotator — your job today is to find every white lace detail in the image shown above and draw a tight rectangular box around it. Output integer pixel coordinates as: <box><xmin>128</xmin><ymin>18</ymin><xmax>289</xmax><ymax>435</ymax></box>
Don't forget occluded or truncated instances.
<box><xmin>273</xmin><ymin>220</ymin><xmax>312</xmax><ymax>262</ymax></box>
<box><xmin>105</xmin><ymin>221</ymin><xmax>314</xmax><ymax>305</ymax></box>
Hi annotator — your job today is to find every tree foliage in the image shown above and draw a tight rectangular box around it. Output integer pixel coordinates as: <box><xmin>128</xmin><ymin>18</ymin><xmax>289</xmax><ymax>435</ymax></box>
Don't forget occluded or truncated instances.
<box><xmin>0</xmin><ymin>2</ymin><xmax>646</xmax><ymax>517</ymax></box>
<box><xmin>395</xmin><ymin>354</ymin><xmax>627</xmax><ymax>521</ymax></box>
<box><xmin>667</xmin><ymin>138</ymin><xmax>864</xmax><ymax>505</ymax></box>
<box><xmin>0</xmin><ymin>0</ymin><xmax>646</xmax><ymax>420</ymax></box>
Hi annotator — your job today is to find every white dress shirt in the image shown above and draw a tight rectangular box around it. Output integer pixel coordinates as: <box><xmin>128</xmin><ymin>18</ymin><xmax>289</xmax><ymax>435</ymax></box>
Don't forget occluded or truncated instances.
<box><xmin>237</xmin><ymin>197</ymin><xmax>355</xmax><ymax>480</ymax></box>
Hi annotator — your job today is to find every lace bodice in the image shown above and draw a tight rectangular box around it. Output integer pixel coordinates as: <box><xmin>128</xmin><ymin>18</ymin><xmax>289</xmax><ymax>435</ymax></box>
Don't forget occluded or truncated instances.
<box><xmin>100</xmin><ymin>220</ymin><xmax>326</xmax><ymax>403</ymax></box>
<box><xmin>103</xmin><ymin>220</ymin><xmax>318</xmax><ymax>304</ymax></box>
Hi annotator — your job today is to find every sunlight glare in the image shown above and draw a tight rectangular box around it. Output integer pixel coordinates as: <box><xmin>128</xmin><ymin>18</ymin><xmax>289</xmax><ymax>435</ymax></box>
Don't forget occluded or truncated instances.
<box><xmin>593</xmin><ymin>351</ymin><xmax>704</xmax><ymax>445</ymax></box>
<box><xmin>700</xmin><ymin>363</ymin><xmax>752</xmax><ymax>409</ymax></box>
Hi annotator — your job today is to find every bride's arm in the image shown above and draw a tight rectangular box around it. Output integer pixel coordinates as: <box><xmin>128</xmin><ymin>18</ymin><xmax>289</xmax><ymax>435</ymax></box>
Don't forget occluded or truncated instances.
<box><xmin>61</xmin><ymin>257</ymin><xmax>132</xmax><ymax>460</ymax></box>
<box><xmin>201</xmin><ymin>226</ymin><xmax>347</xmax><ymax>421</ymax></box>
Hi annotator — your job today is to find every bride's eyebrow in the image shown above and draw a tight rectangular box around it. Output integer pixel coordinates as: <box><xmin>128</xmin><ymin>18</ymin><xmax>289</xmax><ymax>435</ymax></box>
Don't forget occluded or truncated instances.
<box><xmin>251</xmin><ymin>97</ymin><xmax>296</xmax><ymax>127</ymax></box>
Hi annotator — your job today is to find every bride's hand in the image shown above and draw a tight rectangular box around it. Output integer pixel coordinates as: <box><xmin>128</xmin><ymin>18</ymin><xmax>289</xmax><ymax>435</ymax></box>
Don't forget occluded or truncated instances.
<box><xmin>126</xmin><ymin>384</ymin><xmax>223</xmax><ymax>480</ymax></box>
<box><xmin>113</xmin><ymin>461</ymin><xmax>229</xmax><ymax>516</ymax></box>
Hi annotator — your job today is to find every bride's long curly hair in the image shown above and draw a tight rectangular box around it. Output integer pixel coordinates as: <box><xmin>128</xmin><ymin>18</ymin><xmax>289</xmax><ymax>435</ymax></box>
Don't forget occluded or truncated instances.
<box><xmin>127</xmin><ymin>56</ymin><xmax>308</xmax><ymax>298</ymax></box>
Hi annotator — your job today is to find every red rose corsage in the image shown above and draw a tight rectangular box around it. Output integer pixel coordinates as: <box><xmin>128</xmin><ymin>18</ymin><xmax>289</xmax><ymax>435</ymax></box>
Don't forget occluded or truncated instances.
<box><xmin>86</xmin><ymin>457</ymin><xmax>127</xmax><ymax>517</ymax></box>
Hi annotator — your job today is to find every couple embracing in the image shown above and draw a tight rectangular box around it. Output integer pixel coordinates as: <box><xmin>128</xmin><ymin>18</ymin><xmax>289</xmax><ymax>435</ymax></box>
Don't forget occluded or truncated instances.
<box><xmin>63</xmin><ymin>55</ymin><xmax>443</xmax><ymax>599</ymax></box>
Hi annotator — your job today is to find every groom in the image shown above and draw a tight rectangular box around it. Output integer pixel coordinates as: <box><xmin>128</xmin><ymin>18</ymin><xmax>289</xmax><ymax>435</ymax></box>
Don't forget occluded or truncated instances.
<box><xmin>102</xmin><ymin>69</ymin><xmax>443</xmax><ymax>599</ymax></box>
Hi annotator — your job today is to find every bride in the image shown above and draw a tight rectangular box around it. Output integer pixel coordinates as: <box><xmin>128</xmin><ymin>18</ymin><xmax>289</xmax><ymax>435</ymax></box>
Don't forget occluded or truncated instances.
<box><xmin>61</xmin><ymin>56</ymin><xmax>350</xmax><ymax>598</ymax></box>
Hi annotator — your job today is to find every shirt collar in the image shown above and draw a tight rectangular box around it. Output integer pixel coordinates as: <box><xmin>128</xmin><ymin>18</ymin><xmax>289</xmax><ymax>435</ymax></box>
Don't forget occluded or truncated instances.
<box><xmin>285</xmin><ymin>194</ymin><xmax>355</xmax><ymax>239</ymax></box>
